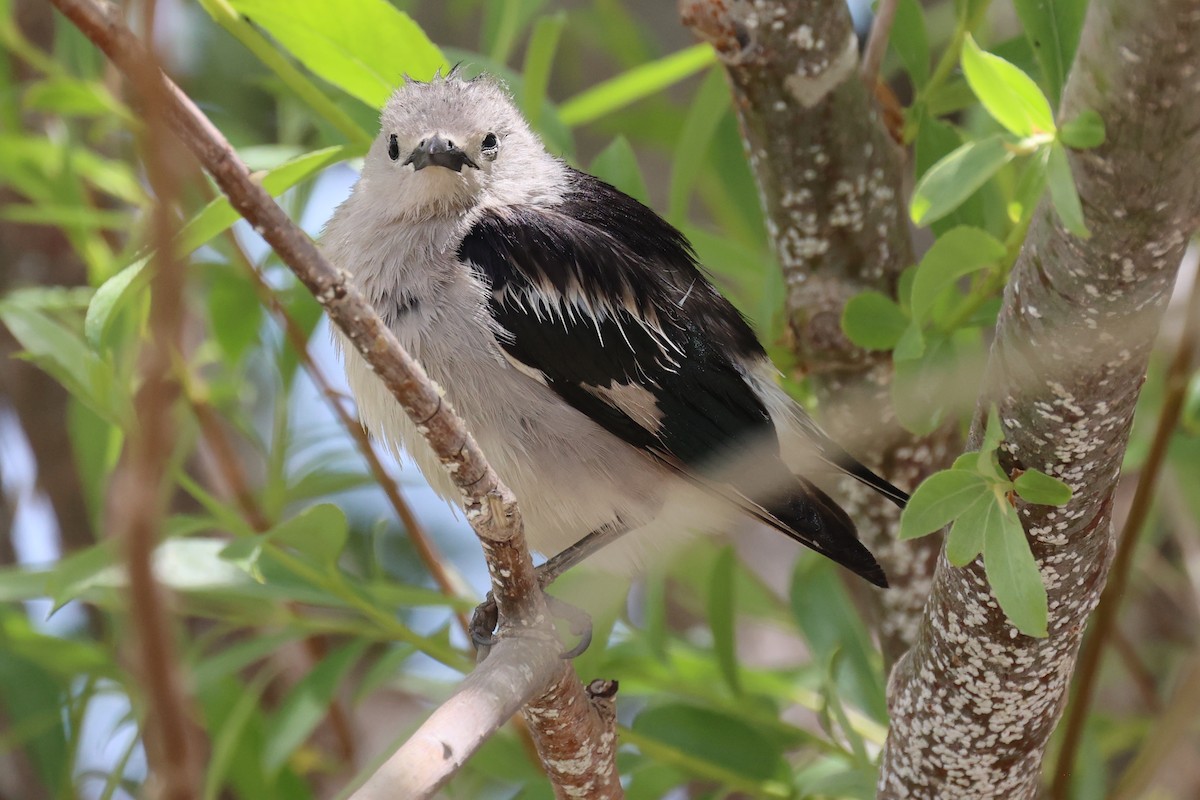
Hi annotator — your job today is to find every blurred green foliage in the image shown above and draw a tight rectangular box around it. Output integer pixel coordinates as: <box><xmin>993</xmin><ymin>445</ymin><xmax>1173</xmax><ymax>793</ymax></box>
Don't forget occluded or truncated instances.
<box><xmin>1</xmin><ymin>0</ymin><xmax>1195</xmax><ymax>798</ymax></box>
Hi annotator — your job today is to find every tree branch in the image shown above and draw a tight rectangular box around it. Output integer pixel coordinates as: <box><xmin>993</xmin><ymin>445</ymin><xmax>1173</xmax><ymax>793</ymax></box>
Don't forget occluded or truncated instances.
<box><xmin>48</xmin><ymin>0</ymin><xmax>621</xmax><ymax>795</ymax></box>
<box><xmin>679</xmin><ymin>0</ymin><xmax>951</xmax><ymax>660</ymax></box>
<box><xmin>879</xmin><ymin>0</ymin><xmax>1200</xmax><ymax>794</ymax></box>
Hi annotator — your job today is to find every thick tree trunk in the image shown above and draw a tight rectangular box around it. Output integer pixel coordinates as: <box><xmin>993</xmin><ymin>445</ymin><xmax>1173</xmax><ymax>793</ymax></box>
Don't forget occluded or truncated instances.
<box><xmin>879</xmin><ymin>0</ymin><xmax>1200</xmax><ymax>795</ymax></box>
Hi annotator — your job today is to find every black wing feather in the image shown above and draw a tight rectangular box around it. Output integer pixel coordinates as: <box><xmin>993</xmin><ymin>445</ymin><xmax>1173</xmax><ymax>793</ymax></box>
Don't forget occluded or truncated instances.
<box><xmin>458</xmin><ymin>166</ymin><xmax>887</xmax><ymax>586</ymax></box>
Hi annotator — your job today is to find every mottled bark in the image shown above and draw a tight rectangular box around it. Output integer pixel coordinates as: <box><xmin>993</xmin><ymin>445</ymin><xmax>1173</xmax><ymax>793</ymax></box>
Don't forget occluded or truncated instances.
<box><xmin>879</xmin><ymin>0</ymin><xmax>1200</xmax><ymax>795</ymax></box>
<box><xmin>680</xmin><ymin>0</ymin><xmax>951</xmax><ymax>660</ymax></box>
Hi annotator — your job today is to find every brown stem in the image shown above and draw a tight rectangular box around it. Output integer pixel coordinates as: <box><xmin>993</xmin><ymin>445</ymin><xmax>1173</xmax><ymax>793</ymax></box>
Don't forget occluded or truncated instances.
<box><xmin>108</xmin><ymin>5</ymin><xmax>203</xmax><ymax>793</ymax></box>
<box><xmin>1049</xmin><ymin>263</ymin><xmax>1200</xmax><ymax>799</ymax></box>
<box><xmin>860</xmin><ymin>0</ymin><xmax>900</xmax><ymax>85</ymax></box>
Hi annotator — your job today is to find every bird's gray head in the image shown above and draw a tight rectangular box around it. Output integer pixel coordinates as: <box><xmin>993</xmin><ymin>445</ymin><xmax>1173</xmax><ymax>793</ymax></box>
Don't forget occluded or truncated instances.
<box><xmin>361</xmin><ymin>71</ymin><xmax>551</xmax><ymax>220</ymax></box>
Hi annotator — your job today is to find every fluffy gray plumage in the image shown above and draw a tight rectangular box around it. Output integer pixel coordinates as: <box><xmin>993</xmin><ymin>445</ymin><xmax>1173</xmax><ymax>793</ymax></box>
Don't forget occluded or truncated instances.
<box><xmin>323</xmin><ymin>73</ymin><xmax>904</xmax><ymax>585</ymax></box>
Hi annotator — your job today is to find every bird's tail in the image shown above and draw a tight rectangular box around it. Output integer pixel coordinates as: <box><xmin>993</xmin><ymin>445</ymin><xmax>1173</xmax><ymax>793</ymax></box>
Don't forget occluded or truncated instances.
<box><xmin>730</xmin><ymin>459</ymin><xmax>888</xmax><ymax>588</ymax></box>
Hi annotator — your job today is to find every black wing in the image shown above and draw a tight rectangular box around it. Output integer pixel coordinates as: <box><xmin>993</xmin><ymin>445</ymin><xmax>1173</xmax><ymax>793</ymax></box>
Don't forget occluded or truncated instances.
<box><xmin>458</xmin><ymin>167</ymin><xmax>887</xmax><ymax>586</ymax></box>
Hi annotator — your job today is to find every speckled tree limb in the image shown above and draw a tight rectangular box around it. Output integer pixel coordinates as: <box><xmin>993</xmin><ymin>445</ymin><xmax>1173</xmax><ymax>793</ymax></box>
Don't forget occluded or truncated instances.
<box><xmin>679</xmin><ymin>0</ymin><xmax>952</xmax><ymax>660</ymax></box>
<box><xmin>48</xmin><ymin>0</ymin><xmax>621</xmax><ymax>796</ymax></box>
<box><xmin>879</xmin><ymin>0</ymin><xmax>1200</xmax><ymax>795</ymax></box>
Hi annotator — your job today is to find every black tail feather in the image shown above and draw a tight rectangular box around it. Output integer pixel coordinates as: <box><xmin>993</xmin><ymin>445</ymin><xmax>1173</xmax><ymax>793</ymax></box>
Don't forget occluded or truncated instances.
<box><xmin>732</xmin><ymin>461</ymin><xmax>888</xmax><ymax>588</ymax></box>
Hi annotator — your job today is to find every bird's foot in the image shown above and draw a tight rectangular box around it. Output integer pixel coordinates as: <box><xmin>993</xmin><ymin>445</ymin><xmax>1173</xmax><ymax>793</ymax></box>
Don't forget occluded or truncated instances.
<box><xmin>469</xmin><ymin>589</ymin><xmax>592</xmax><ymax>659</ymax></box>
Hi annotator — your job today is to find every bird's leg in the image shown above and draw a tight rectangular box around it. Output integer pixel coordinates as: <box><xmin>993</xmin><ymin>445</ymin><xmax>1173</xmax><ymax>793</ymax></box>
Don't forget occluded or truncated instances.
<box><xmin>470</xmin><ymin>521</ymin><xmax>630</xmax><ymax>658</ymax></box>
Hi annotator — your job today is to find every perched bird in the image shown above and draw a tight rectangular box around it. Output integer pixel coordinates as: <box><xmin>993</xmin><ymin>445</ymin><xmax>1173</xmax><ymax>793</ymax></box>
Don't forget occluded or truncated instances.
<box><xmin>324</xmin><ymin>72</ymin><xmax>907</xmax><ymax>604</ymax></box>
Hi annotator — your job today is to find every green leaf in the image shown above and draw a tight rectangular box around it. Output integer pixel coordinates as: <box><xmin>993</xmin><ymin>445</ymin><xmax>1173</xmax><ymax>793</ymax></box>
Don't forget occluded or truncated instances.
<box><xmin>1013</xmin><ymin>0</ymin><xmax>1088</xmax><ymax>105</ymax></box>
<box><xmin>0</xmin><ymin>203</ymin><xmax>131</xmax><ymax>230</ymax></box>
<box><xmin>961</xmin><ymin>35</ymin><xmax>1055</xmax><ymax>137</ymax></box>
<box><xmin>1013</xmin><ymin>469</ymin><xmax>1072</xmax><ymax>505</ymax></box>
<box><xmin>909</xmin><ymin>226</ymin><xmax>1007</xmax><ymax>325</ymax></box>
<box><xmin>911</xmin><ymin>134</ymin><xmax>1015</xmax><ymax>226</ymax></box>
<box><xmin>841</xmin><ymin>291</ymin><xmax>909</xmax><ymax>350</ymax></box>
<box><xmin>977</xmin><ymin>405</ymin><xmax>1008</xmax><ymax>480</ymax></box>
<box><xmin>668</xmin><ymin>67</ymin><xmax>729</xmax><ymax>222</ymax></box>
<box><xmin>204</xmin><ymin>670</ymin><xmax>274</xmax><ymax>800</ymax></box>
<box><xmin>229</xmin><ymin>0</ymin><xmax>447</xmax><ymax>109</ymax></box>
<box><xmin>980</xmin><ymin>405</ymin><xmax>1005</xmax><ymax>457</ymax></box>
<box><xmin>264</xmin><ymin>639</ymin><xmax>369</xmax><ymax>772</ymax></box>
<box><xmin>631</xmin><ymin>703</ymin><xmax>784</xmax><ymax>781</ymax></box>
<box><xmin>0</xmin><ymin>301</ymin><xmax>124</xmax><ymax>423</ymax></box>
<box><xmin>482</xmin><ymin>0</ymin><xmax>547</xmax><ymax>64</ymax></box>
<box><xmin>892</xmin><ymin>321</ymin><xmax>925</xmax><ymax>362</ymax></box>
<box><xmin>175</xmin><ymin>144</ymin><xmax>360</xmax><ymax>257</ymax></box>
<box><xmin>1008</xmin><ymin>148</ymin><xmax>1049</xmax><ymax>223</ymax></box>
<box><xmin>23</xmin><ymin>76</ymin><xmax>130</xmax><ymax>120</ymax></box>
<box><xmin>708</xmin><ymin>546</ymin><xmax>741</xmax><ymax>696</ymax></box>
<box><xmin>791</xmin><ymin>560</ymin><xmax>887</xmax><ymax>721</ymax></box>
<box><xmin>0</xmin><ymin>647</ymin><xmax>69</xmax><ymax>794</ymax></box>
<box><xmin>207</xmin><ymin>265</ymin><xmax>263</xmax><ymax>362</ymax></box>
<box><xmin>983</xmin><ymin>502</ymin><xmax>1049</xmax><ymax>637</ymax></box>
<box><xmin>520</xmin><ymin>12</ymin><xmax>566</xmax><ymax>131</ymax></box>
<box><xmin>268</xmin><ymin>503</ymin><xmax>348</xmax><ymax>564</ymax></box>
<box><xmin>84</xmin><ymin>257</ymin><xmax>149</xmax><ymax>348</ymax></box>
<box><xmin>891</xmin><ymin>0</ymin><xmax>930</xmax><ymax>87</ymax></box>
<box><xmin>589</xmin><ymin>136</ymin><xmax>649</xmax><ymax>205</ymax></box>
<box><xmin>944</xmin><ymin>491</ymin><xmax>993</xmax><ymax>566</ymax></box>
<box><xmin>558</xmin><ymin>44</ymin><xmax>715</xmax><ymax>127</ymax></box>
<box><xmin>1059</xmin><ymin>109</ymin><xmax>1106</xmax><ymax>150</ymax></box>
<box><xmin>899</xmin><ymin>469</ymin><xmax>991</xmax><ymax>540</ymax></box>
<box><xmin>1047</xmin><ymin>142</ymin><xmax>1089</xmax><ymax>237</ymax></box>
<box><xmin>1183</xmin><ymin>372</ymin><xmax>1200</xmax><ymax>435</ymax></box>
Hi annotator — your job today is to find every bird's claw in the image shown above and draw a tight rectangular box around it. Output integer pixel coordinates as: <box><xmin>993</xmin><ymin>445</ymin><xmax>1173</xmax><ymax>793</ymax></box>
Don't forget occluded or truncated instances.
<box><xmin>468</xmin><ymin>590</ymin><xmax>592</xmax><ymax>659</ymax></box>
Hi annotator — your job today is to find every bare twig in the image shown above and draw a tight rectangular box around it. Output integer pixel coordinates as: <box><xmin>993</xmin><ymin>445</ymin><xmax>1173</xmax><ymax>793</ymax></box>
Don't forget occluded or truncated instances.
<box><xmin>49</xmin><ymin>0</ymin><xmax>620</xmax><ymax>794</ymax></box>
<box><xmin>860</xmin><ymin>0</ymin><xmax>900</xmax><ymax>86</ymax></box>
<box><xmin>1050</xmin><ymin>258</ymin><xmax>1200</xmax><ymax>799</ymax></box>
<box><xmin>349</xmin><ymin>633</ymin><xmax>561</xmax><ymax>799</ymax></box>
<box><xmin>106</xmin><ymin>2</ymin><xmax>203</xmax><ymax>793</ymax></box>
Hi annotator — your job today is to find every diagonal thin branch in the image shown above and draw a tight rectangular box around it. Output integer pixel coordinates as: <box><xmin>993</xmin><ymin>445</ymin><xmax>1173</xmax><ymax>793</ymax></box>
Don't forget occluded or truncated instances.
<box><xmin>860</xmin><ymin>0</ymin><xmax>900</xmax><ymax>86</ymax></box>
<box><xmin>48</xmin><ymin>0</ymin><xmax>621</xmax><ymax>795</ymax></box>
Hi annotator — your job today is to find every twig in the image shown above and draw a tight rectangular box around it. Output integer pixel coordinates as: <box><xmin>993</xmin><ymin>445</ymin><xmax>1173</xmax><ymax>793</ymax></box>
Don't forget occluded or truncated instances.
<box><xmin>348</xmin><ymin>633</ymin><xmax>560</xmax><ymax>799</ymax></box>
<box><xmin>1049</xmin><ymin>260</ymin><xmax>1200</xmax><ymax>800</ymax></box>
<box><xmin>49</xmin><ymin>0</ymin><xmax>621</xmax><ymax>795</ymax></box>
<box><xmin>860</xmin><ymin>0</ymin><xmax>900</xmax><ymax>86</ymax></box>
<box><xmin>107</xmin><ymin>0</ymin><xmax>203</xmax><ymax>793</ymax></box>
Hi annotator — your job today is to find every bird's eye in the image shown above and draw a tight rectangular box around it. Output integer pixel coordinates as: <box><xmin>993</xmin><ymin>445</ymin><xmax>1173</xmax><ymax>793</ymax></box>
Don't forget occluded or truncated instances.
<box><xmin>387</xmin><ymin>134</ymin><xmax>400</xmax><ymax>161</ymax></box>
<box><xmin>481</xmin><ymin>132</ymin><xmax>499</xmax><ymax>160</ymax></box>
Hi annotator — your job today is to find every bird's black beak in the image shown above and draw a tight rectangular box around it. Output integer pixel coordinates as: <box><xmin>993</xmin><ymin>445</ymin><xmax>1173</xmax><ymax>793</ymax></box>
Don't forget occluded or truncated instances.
<box><xmin>403</xmin><ymin>134</ymin><xmax>479</xmax><ymax>173</ymax></box>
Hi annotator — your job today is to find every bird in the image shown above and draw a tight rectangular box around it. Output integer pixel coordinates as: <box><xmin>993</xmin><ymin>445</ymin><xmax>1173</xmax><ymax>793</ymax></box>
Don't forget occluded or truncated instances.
<box><xmin>322</xmin><ymin>71</ymin><xmax>908</xmax><ymax>627</ymax></box>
